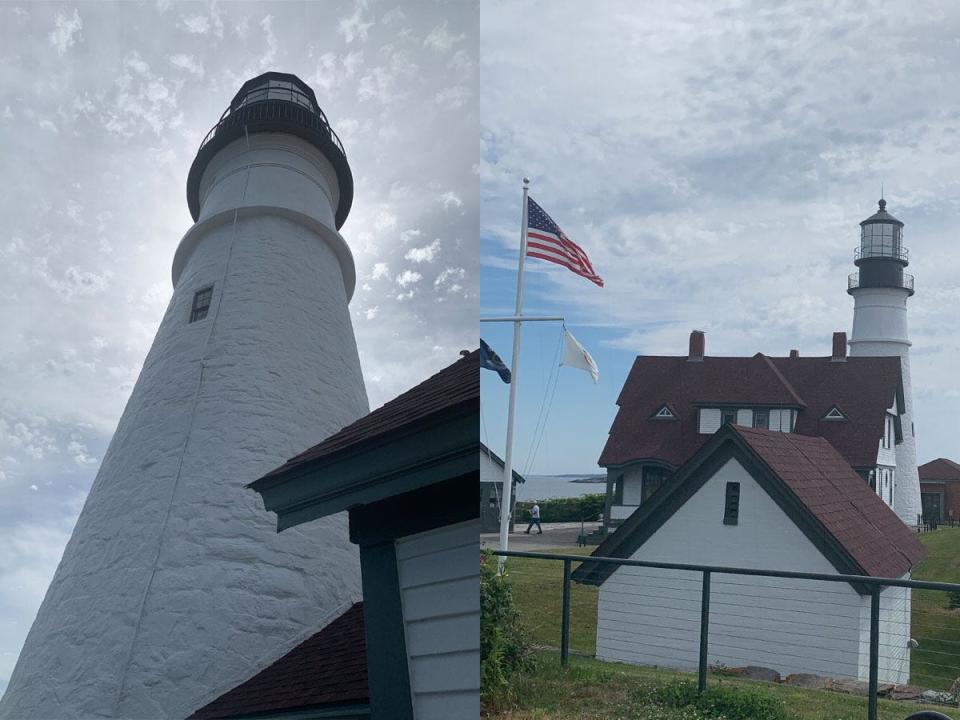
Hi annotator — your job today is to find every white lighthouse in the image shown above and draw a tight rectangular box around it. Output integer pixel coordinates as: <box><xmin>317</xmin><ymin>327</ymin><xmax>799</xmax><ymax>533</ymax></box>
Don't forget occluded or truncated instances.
<box><xmin>847</xmin><ymin>198</ymin><xmax>921</xmax><ymax>525</ymax></box>
<box><xmin>0</xmin><ymin>73</ymin><xmax>369</xmax><ymax>718</ymax></box>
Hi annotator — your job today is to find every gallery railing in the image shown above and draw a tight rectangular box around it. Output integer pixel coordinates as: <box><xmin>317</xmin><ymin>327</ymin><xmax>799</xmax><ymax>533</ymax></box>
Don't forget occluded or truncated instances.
<box><xmin>494</xmin><ymin>549</ymin><xmax>960</xmax><ymax>720</ymax></box>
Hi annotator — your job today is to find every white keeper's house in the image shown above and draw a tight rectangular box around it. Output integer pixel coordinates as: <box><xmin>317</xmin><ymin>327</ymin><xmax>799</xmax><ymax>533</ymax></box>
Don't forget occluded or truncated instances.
<box><xmin>574</xmin><ymin>424</ymin><xmax>926</xmax><ymax>683</ymax></box>
<box><xmin>598</xmin><ymin>198</ymin><xmax>922</xmax><ymax>531</ymax></box>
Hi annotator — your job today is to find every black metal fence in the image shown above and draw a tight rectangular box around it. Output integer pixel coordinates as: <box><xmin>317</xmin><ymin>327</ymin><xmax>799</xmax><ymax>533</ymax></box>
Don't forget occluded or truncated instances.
<box><xmin>496</xmin><ymin>549</ymin><xmax>960</xmax><ymax>720</ymax></box>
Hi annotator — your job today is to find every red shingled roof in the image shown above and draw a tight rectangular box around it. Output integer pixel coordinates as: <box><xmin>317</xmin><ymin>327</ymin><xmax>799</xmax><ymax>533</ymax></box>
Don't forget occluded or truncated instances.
<box><xmin>919</xmin><ymin>458</ymin><xmax>960</xmax><ymax>482</ymax></box>
<box><xmin>600</xmin><ymin>354</ymin><xmax>902</xmax><ymax>470</ymax></box>
<box><xmin>576</xmin><ymin>425</ymin><xmax>925</xmax><ymax>587</ymax></box>
<box><xmin>732</xmin><ymin>426</ymin><xmax>925</xmax><ymax>579</ymax></box>
<box><xmin>262</xmin><ymin>350</ymin><xmax>478</xmax><ymax>480</ymax></box>
<box><xmin>189</xmin><ymin>603</ymin><xmax>367</xmax><ymax>719</ymax></box>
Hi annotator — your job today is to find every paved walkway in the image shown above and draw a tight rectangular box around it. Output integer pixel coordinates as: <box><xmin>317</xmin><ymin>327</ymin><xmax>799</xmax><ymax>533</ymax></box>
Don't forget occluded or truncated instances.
<box><xmin>480</xmin><ymin>522</ymin><xmax>602</xmax><ymax>551</ymax></box>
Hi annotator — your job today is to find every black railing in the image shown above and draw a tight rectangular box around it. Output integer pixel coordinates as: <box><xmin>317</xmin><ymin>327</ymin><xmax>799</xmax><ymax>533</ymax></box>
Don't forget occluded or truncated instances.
<box><xmin>197</xmin><ymin>93</ymin><xmax>346</xmax><ymax>159</ymax></box>
<box><xmin>856</xmin><ymin>243</ymin><xmax>909</xmax><ymax>263</ymax></box>
<box><xmin>496</xmin><ymin>549</ymin><xmax>960</xmax><ymax>720</ymax></box>
<box><xmin>849</xmin><ymin>272</ymin><xmax>915</xmax><ymax>292</ymax></box>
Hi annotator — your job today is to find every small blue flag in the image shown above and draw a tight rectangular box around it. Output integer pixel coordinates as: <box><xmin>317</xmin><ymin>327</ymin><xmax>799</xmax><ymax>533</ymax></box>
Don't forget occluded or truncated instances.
<box><xmin>480</xmin><ymin>339</ymin><xmax>511</xmax><ymax>384</ymax></box>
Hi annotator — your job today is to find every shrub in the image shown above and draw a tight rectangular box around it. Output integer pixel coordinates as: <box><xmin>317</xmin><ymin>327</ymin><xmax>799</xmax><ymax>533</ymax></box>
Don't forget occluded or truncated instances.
<box><xmin>634</xmin><ymin>680</ymin><xmax>787</xmax><ymax>720</ymax></box>
<box><xmin>514</xmin><ymin>493</ymin><xmax>606</xmax><ymax>523</ymax></box>
<box><xmin>480</xmin><ymin>549</ymin><xmax>532</xmax><ymax>706</ymax></box>
<box><xmin>948</xmin><ymin>589</ymin><xmax>960</xmax><ymax>610</ymax></box>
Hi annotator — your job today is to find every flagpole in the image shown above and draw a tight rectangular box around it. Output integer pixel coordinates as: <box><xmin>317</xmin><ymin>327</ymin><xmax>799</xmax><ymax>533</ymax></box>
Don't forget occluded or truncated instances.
<box><xmin>498</xmin><ymin>177</ymin><xmax>530</xmax><ymax>572</ymax></box>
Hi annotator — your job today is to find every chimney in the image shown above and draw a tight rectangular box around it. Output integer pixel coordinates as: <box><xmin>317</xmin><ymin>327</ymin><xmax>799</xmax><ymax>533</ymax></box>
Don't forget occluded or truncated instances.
<box><xmin>688</xmin><ymin>330</ymin><xmax>705</xmax><ymax>362</ymax></box>
<box><xmin>831</xmin><ymin>332</ymin><xmax>847</xmax><ymax>362</ymax></box>
<box><xmin>789</xmin><ymin>349</ymin><xmax>800</xmax><ymax>358</ymax></box>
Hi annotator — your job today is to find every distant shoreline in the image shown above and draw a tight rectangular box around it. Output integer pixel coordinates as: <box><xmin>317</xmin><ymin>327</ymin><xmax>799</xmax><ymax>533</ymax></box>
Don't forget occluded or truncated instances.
<box><xmin>527</xmin><ymin>474</ymin><xmax>606</xmax><ymax>484</ymax></box>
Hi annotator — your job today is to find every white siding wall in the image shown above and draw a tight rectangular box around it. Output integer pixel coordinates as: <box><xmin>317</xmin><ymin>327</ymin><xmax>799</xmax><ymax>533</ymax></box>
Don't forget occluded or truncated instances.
<box><xmin>857</xmin><ymin>579</ymin><xmax>912</xmax><ymax>684</ymax></box>
<box><xmin>597</xmin><ymin>458</ymin><xmax>869</xmax><ymax>680</ymax></box>
<box><xmin>396</xmin><ymin>520</ymin><xmax>480</xmax><ymax>720</ymax></box>
<box><xmin>622</xmin><ymin>469</ymin><xmax>644</xmax><ymax>505</ymax></box>
<box><xmin>699</xmin><ymin>408</ymin><xmax>722</xmax><ymax>434</ymax></box>
<box><xmin>480</xmin><ymin>450</ymin><xmax>505</xmax><ymax>485</ymax></box>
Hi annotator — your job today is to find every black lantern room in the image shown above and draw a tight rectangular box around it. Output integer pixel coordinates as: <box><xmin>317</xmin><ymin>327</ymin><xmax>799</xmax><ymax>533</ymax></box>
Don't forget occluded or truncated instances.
<box><xmin>186</xmin><ymin>72</ymin><xmax>353</xmax><ymax>229</ymax></box>
<box><xmin>848</xmin><ymin>199</ymin><xmax>914</xmax><ymax>296</ymax></box>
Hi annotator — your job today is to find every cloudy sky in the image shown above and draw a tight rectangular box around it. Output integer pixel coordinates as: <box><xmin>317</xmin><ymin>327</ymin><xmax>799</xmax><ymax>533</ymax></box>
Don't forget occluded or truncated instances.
<box><xmin>480</xmin><ymin>0</ymin><xmax>960</xmax><ymax>480</ymax></box>
<box><xmin>0</xmin><ymin>0</ymin><xmax>476</xmax><ymax>694</ymax></box>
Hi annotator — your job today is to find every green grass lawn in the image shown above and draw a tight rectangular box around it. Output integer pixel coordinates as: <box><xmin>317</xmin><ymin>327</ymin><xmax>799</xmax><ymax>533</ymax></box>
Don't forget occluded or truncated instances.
<box><xmin>502</xmin><ymin>527</ymin><xmax>960</xmax><ymax>691</ymax></box>
<box><xmin>483</xmin><ymin>652</ymin><xmax>953</xmax><ymax>720</ymax></box>
<box><xmin>911</xmin><ymin>526</ymin><xmax>960</xmax><ymax>689</ymax></box>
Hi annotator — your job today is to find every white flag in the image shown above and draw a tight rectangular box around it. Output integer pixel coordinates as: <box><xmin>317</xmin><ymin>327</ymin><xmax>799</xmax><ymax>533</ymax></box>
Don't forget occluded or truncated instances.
<box><xmin>560</xmin><ymin>328</ymin><xmax>599</xmax><ymax>383</ymax></box>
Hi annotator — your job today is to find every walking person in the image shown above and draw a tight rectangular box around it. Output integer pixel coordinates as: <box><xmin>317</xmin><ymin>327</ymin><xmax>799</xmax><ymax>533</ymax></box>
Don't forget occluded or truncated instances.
<box><xmin>525</xmin><ymin>502</ymin><xmax>542</xmax><ymax>534</ymax></box>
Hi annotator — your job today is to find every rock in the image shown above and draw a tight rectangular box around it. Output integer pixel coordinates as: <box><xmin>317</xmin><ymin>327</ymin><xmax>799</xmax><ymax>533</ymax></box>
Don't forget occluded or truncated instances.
<box><xmin>832</xmin><ymin>678</ymin><xmax>871</xmax><ymax>696</ymax></box>
<box><xmin>784</xmin><ymin>673</ymin><xmax>831</xmax><ymax>690</ymax></box>
<box><xmin>921</xmin><ymin>689</ymin><xmax>955</xmax><ymax>705</ymax></box>
<box><xmin>889</xmin><ymin>684</ymin><xmax>923</xmax><ymax>701</ymax></box>
<box><xmin>729</xmin><ymin>666</ymin><xmax>781</xmax><ymax>683</ymax></box>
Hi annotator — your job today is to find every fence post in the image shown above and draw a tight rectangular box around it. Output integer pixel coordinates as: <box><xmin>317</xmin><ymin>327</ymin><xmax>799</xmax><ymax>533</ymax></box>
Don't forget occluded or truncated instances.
<box><xmin>698</xmin><ymin>570</ymin><xmax>711</xmax><ymax>693</ymax></box>
<box><xmin>561</xmin><ymin>558</ymin><xmax>571</xmax><ymax>668</ymax></box>
<box><xmin>868</xmin><ymin>588</ymin><xmax>880</xmax><ymax>720</ymax></box>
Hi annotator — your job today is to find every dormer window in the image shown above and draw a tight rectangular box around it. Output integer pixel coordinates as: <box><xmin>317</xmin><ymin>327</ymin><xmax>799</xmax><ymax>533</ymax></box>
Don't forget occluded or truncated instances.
<box><xmin>653</xmin><ymin>405</ymin><xmax>675</xmax><ymax>420</ymax></box>
<box><xmin>823</xmin><ymin>406</ymin><xmax>846</xmax><ymax>421</ymax></box>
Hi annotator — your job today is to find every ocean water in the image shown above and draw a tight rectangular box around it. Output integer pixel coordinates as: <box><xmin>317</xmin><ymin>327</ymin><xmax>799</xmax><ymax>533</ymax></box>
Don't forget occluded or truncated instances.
<box><xmin>516</xmin><ymin>474</ymin><xmax>607</xmax><ymax>501</ymax></box>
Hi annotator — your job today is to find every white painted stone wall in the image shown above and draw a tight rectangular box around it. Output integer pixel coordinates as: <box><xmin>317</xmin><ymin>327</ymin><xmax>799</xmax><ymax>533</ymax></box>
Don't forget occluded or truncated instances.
<box><xmin>396</xmin><ymin>520</ymin><xmax>480</xmax><ymax>720</ymax></box>
<box><xmin>1</xmin><ymin>133</ymin><xmax>369</xmax><ymax>718</ymax></box>
<box><xmin>595</xmin><ymin>457</ymin><xmax>911</xmax><ymax>683</ymax></box>
<box><xmin>849</xmin><ymin>286</ymin><xmax>921</xmax><ymax>525</ymax></box>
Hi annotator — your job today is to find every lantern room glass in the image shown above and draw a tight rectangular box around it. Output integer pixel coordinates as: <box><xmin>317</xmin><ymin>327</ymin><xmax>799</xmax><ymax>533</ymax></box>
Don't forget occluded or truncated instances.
<box><xmin>859</xmin><ymin>222</ymin><xmax>903</xmax><ymax>260</ymax></box>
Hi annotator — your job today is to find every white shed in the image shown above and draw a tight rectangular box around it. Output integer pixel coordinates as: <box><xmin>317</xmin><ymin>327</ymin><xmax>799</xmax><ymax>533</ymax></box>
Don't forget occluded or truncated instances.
<box><xmin>574</xmin><ymin>424</ymin><xmax>925</xmax><ymax>684</ymax></box>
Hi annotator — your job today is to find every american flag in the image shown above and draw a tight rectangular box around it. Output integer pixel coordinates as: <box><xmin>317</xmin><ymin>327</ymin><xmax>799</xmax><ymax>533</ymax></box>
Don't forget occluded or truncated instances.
<box><xmin>525</xmin><ymin>197</ymin><xmax>603</xmax><ymax>287</ymax></box>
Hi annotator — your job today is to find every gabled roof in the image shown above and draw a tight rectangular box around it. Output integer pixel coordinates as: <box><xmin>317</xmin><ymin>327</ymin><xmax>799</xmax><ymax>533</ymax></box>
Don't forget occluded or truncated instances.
<box><xmin>919</xmin><ymin>458</ymin><xmax>960</xmax><ymax>482</ymax></box>
<box><xmin>188</xmin><ymin>603</ymin><xmax>368</xmax><ymax>719</ymax></box>
<box><xmin>250</xmin><ymin>351</ymin><xmax>478</xmax><ymax>530</ymax></box>
<box><xmin>599</xmin><ymin>354</ymin><xmax>902</xmax><ymax>470</ymax></box>
<box><xmin>259</xmin><ymin>350</ymin><xmax>478</xmax><ymax>481</ymax></box>
<box><xmin>576</xmin><ymin>425</ymin><xmax>925</xmax><ymax>589</ymax></box>
<box><xmin>480</xmin><ymin>442</ymin><xmax>525</xmax><ymax>484</ymax></box>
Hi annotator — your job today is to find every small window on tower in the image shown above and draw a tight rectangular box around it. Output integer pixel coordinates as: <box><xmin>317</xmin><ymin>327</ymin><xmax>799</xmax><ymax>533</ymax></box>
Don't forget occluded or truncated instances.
<box><xmin>723</xmin><ymin>482</ymin><xmax>741</xmax><ymax>525</ymax></box>
<box><xmin>190</xmin><ymin>286</ymin><xmax>213</xmax><ymax>323</ymax></box>
<box><xmin>823</xmin><ymin>406</ymin><xmax>846</xmax><ymax>421</ymax></box>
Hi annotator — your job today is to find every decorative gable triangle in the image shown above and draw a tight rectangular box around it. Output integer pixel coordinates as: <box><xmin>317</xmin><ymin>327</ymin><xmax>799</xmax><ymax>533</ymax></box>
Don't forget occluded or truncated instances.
<box><xmin>823</xmin><ymin>406</ymin><xmax>846</xmax><ymax>421</ymax></box>
<box><xmin>653</xmin><ymin>405</ymin><xmax>675</xmax><ymax>419</ymax></box>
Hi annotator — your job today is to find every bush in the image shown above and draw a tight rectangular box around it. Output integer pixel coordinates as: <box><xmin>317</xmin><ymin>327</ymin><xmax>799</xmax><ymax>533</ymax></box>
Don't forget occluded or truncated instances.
<box><xmin>480</xmin><ymin>549</ymin><xmax>532</xmax><ymax>706</ymax></box>
<box><xmin>634</xmin><ymin>680</ymin><xmax>787</xmax><ymax>720</ymax></box>
<box><xmin>949</xmin><ymin>589</ymin><xmax>960</xmax><ymax>610</ymax></box>
<box><xmin>514</xmin><ymin>493</ymin><xmax>606</xmax><ymax>523</ymax></box>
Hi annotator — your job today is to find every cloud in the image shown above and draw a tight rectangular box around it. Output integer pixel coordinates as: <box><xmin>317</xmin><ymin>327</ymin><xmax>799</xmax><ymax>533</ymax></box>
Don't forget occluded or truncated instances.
<box><xmin>49</xmin><ymin>8</ymin><xmax>82</xmax><ymax>56</ymax></box>
<box><xmin>434</xmin><ymin>266</ymin><xmax>466</xmax><ymax>293</ymax></box>
<box><xmin>404</xmin><ymin>239</ymin><xmax>441</xmax><ymax>264</ymax></box>
<box><xmin>424</xmin><ymin>21</ymin><xmax>464</xmax><ymax>53</ymax></box>
<box><xmin>370</xmin><ymin>262</ymin><xmax>390</xmax><ymax>280</ymax></box>
<box><xmin>169</xmin><ymin>54</ymin><xmax>204</xmax><ymax>76</ymax></box>
<box><xmin>395</xmin><ymin>269</ymin><xmax>422</xmax><ymax>287</ymax></box>
<box><xmin>434</xmin><ymin>85</ymin><xmax>471</xmax><ymax>110</ymax></box>
<box><xmin>339</xmin><ymin>1</ymin><xmax>373</xmax><ymax>44</ymax></box>
<box><xmin>182</xmin><ymin>14</ymin><xmax>211</xmax><ymax>34</ymax></box>
<box><xmin>364</xmin><ymin>306</ymin><xmax>379</xmax><ymax>320</ymax></box>
<box><xmin>440</xmin><ymin>190</ymin><xmax>463</xmax><ymax>209</ymax></box>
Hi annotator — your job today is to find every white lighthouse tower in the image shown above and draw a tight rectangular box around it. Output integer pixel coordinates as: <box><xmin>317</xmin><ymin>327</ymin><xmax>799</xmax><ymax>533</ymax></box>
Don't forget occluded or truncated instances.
<box><xmin>1</xmin><ymin>73</ymin><xmax>369</xmax><ymax>719</ymax></box>
<box><xmin>847</xmin><ymin>198</ymin><xmax>921</xmax><ymax>526</ymax></box>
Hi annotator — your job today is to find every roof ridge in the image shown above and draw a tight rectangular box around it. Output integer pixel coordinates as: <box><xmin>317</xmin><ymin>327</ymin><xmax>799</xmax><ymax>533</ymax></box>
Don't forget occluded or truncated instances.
<box><xmin>758</xmin><ymin>353</ymin><xmax>806</xmax><ymax>407</ymax></box>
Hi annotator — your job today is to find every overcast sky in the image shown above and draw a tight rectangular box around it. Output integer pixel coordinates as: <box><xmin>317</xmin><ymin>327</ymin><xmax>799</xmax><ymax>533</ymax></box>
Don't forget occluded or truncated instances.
<box><xmin>480</xmin><ymin>0</ymin><xmax>960</xmax><ymax>479</ymax></box>
<box><xmin>0</xmin><ymin>0</ymin><xmax>476</xmax><ymax>694</ymax></box>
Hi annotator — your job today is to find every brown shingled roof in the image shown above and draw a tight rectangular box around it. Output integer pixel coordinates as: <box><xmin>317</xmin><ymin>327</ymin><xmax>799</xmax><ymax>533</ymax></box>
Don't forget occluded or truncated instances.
<box><xmin>189</xmin><ymin>603</ymin><xmax>368</xmax><ymax>719</ymax></box>
<box><xmin>919</xmin><ymin>458</ymin><xmax>960</xmax><ymax>482</ymax></box>
<box><xmin>576</xmin><ymin>425</ymin><xmax>924</xmax><ymax>587</ymax></box>
<box><xmin>262</xmin><ymin>350</ymin><xmax>478</xmax><ymax>481</ymax></box>
<box><xmin>600</xmin><ymin>354</ymin><xmax>902</xmax><ymax>470</ymax></box>
<box><xmin>732</xmin><ymin>426</ymin><xmax>924</xmax><ymax>579</ymax></box>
